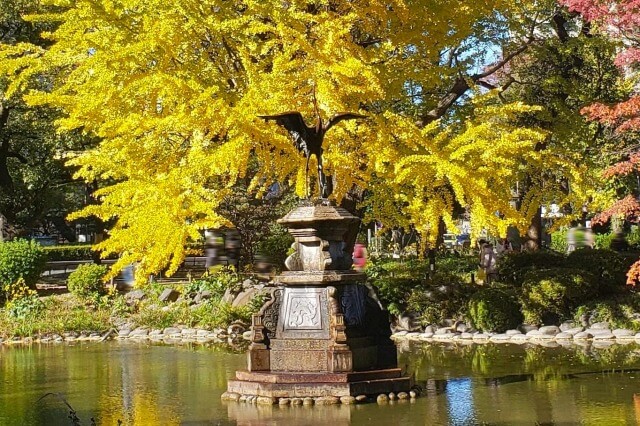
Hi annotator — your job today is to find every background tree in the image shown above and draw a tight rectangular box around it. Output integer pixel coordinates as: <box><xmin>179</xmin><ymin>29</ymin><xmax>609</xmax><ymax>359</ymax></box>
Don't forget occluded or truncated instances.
<box><xmin>561</xmin><ymin>0</ymin><xmax>640</xmax><ymax>283</ymax></box>
<box><xmin>218</xmin><ymin>178</ymin><xmax>296</xmax><ymax>267</ymax></box>
<box><xmin>496</xmin><ymin>7</ymin><xmax>625</xmax><ymax>247</ymax></box>
<box><xmin>0</xmin><ymin>0</ymin><xmax>589</xmax><ymax>280</ymax></box>
<box><xmin>362</xmin><ymin>1</ymin><xmax>606</xmax><ymax>249</ymax></box>
<box><xmin>0</xmin><ymin>0</ymin><xmax>88</xmax><ymax>240</ymax></box>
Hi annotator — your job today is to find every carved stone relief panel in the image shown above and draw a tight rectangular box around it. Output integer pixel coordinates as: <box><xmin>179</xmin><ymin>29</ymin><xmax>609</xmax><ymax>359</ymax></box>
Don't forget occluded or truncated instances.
<box><xmin>340</xmin><ymin>284</ymin><xmax>367</xmax><ymax>327</ymax></box>
<box><xmin>262</xmin><ymin>288</ymin><xmax>283</xmax><ymax>340</ymax></box>
<box><xmin>279</xmin><ymin>287</ymin><xmax>329</xmax><ymax>339</ymax></box>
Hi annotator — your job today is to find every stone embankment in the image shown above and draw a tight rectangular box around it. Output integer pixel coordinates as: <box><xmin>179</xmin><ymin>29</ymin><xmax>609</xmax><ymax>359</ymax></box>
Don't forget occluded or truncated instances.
<box><xmin>391</xmin><ymin>321</ymin><xmax>640</xmax><ymax>347</ymax></box>
<box><xmin>4</xmin><ymin>320</ymin><xmax>639</xmax><ymax>347</ymax></box>
<box><xmin>0</xmin><ymin>323</ymin><xmax>250</xmax><ymax>346</ymax></box>
<box><xmin>221</xmin><ymin>390</ymin><xmax>419</xmax><ymax>406</ymax></box>
<box><xmin>0</xmin><ymin>278</ymin><xmax>264</xmax><ymax>346</ymax></box>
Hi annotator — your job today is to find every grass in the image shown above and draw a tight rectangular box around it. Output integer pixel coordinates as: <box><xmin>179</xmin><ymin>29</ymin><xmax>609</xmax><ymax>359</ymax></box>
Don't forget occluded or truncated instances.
<box><xmin>128</xmin><ymin>298</ymin><xmax>253</xmax><ymax>330</ymax></box>
<box><xmin>0</xmin><ymin>282</ymin><xmax>260</xmax><ymax>338</ymax></box>
<box><xmin>0</xmin><ymin>294</ymin><xmax>114</xmax><ymax>338</ymax></box>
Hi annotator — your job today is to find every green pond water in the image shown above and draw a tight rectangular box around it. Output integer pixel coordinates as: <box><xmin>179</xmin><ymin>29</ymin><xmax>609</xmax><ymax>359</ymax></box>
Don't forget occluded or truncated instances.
<box><xmin>2</xmin><ymin>341</ymin><xmax>640</xmax><ymax>425</ymax></box>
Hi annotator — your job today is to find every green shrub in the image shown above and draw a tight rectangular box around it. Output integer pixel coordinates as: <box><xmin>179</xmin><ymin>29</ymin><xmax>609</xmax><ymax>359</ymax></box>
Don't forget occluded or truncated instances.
<box><xmin>405</xmin><ymin>271</ymin><xmax>475</xmax><ymax>325</ymax></box>
<box><xmin>43</xmin><ymin>244</ymin><xmax>94</xmax><ymax>261</ymax></box>
<box><xmin>368</xmin><ymin>257</ymin><xmax>475</xmax><ymax>318</ymax></box>
<box><xmin>255</xmin><ymin>224</ymin><xmax>294</xmax><ymax>270</ymax></box>
<box><xmin>133</xmin><ymin>303</ymin><xmax>182</xmax><ymax>329</ymax></box>
<box><xmin>368</xmin><ymin>258</ymin><xmax>431</xmax><ymax>279</ymax></box>
<box><xmin>67</xmin><ymin>263</ymin><xmax>109</xmax><ymax>297</ymax></box>
<box><xmin>137</xmin><ymin>280</ymin><xmax>167</xmax><ymax>300</ymax></box>
<box><xmin>594</xmin><ymin>233</ymin><xmax>615</xmax><ymax>250</ymax></box>
<box><xmin>552</xmin><ymin>230</ymin><xmax>615</xmax><ymax>252</ymax></box>
<box><xmin>574</xmin><ymin>294</ymin><xmax>640</xmax><ymax>330</ymax></box>
<box><xmin>129</xmin><ymin>298</ymin><xmax>254</xmax><ymax>330</ymax></box>
<box><xmin>550</xmin><ymin>229</ymin><xmax>568</xmax><ymax>253</ymax></box>
<box><xmin>370</xmin><ymin>276</ymin><xmax>419</xmax><ymax>316</ymax></box>
<box><xmin>366</xmin><ymin>260</ymin><xmax>423</xmax><ymax>315</ymax></box>
<box><xmin>182</xmin><ymin>266</ymin><xmax>242</xmax><ymax>300</ymax></box>
<box><xmin>566</xmin><ymin>249</ymin><xmax>631</xmax><ymax>295</ymax></box>
<box><xmin>520</xmin><ymin>268</ymin><xmax>597</xmax><ymax>325</ymax></box>
<box><xmin>497</xmin><ymin>250</ymin><xmax>565</xmax><ymax>286</ymax></box>
<box><xmin>0</xmin><ymin>293</ymin><xmax>114</xmax><ymax>338</ymax></box>
<box><xmin>192</xmin><ymin>300</ymin><xmax>253</xmax><ymax>329</ymax></box>
<box><xmin>627</xmin><ymin>226</ymin><xmax>640</xmax><ymax>249</ymax></box>
<box><xmin>0</xmin><ymin>239</ymin><xmax>47</xmax><ymax>293</ymax></box>
<box><xmin>620</xmin><ymin>251</ymin><xmax>640</xmax><ymax>274</ymax></box>
<box><xmin>468</xmin><ymin>287</ymin><xmax>523</xmax><ymax>333</ymax></box>
<box><xmin>436</xmin><ymin>253</ymin><xmax>477</xmax><ymax>279</ymax></box>
<box><xmin>247</xmin><ymin>292</ymin><xmax>267</xmax><ymax>314</ymax></box>
<box><xmin>4</xmin><ymin>278</ymin><xmax>44</xmax><ymax>319</ymax></box>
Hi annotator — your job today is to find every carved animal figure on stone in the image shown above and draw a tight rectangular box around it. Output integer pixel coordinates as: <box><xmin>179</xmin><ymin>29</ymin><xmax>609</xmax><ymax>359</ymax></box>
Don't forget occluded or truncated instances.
<box><xmin>259</xmin><ymin>94</ymin><xmax>365</xmax><ymax>198</ymax></box>
<box><xmin>289</xmin><ymin>298</ymin><xmax>319</xmax><ymax>327</ymax></box>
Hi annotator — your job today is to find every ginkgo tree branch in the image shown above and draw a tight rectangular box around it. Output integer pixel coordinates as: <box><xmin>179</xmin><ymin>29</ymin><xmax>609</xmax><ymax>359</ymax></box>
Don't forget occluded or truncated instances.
<box><xmin>6</xmin><ymin>151</ymin><xmax>28</xmax><ymax>164</ymax></box>
<box><xmin>419</xmin><ymin>75</ymin><xmax>471</xmax><ymax>125</ymax></box>
<box><xmin>418</xmin><ymin>19</ymin><xmax>537</xmax><ymax>127</ymax></box>
<box><xmin>0</xmin><ymin>117</ymin><xmax>14</xmax><ymax>192</ymax></box>
<box><xmin>0</xmin><ymin>102</ymin><xmax>9</xmax><ymax>132</ymax></box>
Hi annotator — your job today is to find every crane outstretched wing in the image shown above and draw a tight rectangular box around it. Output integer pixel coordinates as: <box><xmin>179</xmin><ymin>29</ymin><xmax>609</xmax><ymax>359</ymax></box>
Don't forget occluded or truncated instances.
<box><xmin>259</xmin><ymin>111</ymin><xmax>312</xmax><ymax>156</ymax></box>
<box><xmin>258</xmin><ymin>112</ymin><xmax>308</xmax><ymax>135</ymax></box>
<box><xmin>324</xmin><ymin>113</ymin><xmax>366</xmax><ymax>132</ymax></box>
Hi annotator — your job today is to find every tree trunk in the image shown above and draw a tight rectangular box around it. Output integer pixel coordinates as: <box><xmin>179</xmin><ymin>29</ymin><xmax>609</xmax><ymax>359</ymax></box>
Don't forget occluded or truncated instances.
<box><xmin>50</xmin><ymin>216</ymin><xmax>77</xmax><ymax>243</ymax></box>
<box><xmin>0</xmin><ymin>104</ymin><xmax>14</xmax><ymax>195</ymax></box>
<box><xmin>524</xmin><ymin>206</ymin><xmax>543</xmax><ymax>251</ymax></box>
<box><xmin>85</xmin><ymin>181</ymin><xmax>105</xmax><ymax>264</ymax></box>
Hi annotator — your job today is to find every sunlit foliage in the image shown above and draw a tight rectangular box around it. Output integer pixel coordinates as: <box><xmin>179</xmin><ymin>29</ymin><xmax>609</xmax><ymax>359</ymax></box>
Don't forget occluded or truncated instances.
<box><xmin>0</xmin><ymin>0</ymin><xmax>585</xmax><ymax>280</ymax></box>
<box><xmin>562</xmin><ymin>0</ymin><xmax>640</xmax><ymax>285</ymax></box>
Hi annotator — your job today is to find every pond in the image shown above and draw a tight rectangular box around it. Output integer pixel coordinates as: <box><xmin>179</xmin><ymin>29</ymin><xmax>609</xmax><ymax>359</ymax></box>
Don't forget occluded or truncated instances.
<box><xmin>2</xmin><ymin>341</ymin><xmax>640</xmax><ymax>425</ymax></box>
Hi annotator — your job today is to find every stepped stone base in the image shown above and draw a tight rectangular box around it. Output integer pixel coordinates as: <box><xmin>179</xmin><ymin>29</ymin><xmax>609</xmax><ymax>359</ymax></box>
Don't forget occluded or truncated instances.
<box><xmin>227</xmin><ymin>368</ymin><xmax>412</xmax><ymax>398</ymax></box>
<box><xmin>226</xmin><ymin>202</ymin><xmax>412</xmax><ymax>404</ymax></box>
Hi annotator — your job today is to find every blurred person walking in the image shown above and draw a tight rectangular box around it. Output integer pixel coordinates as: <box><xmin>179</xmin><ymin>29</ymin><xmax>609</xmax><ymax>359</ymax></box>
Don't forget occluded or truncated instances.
<box><xmin>353</xmin><ymin>242</ymin><xmax>367</xmax><ymax>271</ymax></box>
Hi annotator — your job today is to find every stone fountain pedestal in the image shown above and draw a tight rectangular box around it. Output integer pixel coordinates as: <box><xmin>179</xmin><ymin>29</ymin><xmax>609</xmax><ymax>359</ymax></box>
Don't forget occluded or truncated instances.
<box><xmin>225</xmin><ymin>202</ymin><xmax>411</xmax><ymax>401</ymax></box>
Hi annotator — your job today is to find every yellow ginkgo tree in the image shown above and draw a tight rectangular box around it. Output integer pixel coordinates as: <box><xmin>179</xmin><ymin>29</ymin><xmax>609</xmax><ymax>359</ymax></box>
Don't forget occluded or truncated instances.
<box><xmin>0</xmin><ymin>0</ymin><xmax>588</xmax><ymax>280</ymax></box>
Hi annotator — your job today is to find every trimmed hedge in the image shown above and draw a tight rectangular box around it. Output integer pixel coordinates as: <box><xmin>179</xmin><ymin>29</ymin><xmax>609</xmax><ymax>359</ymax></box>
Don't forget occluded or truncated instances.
<box><xmin>43</xmin><ymin>244</ymin><xmax>94</xmax><ymax>261</ymax></box>
<box><xmin>67</xmin><ymin>263</ymin><xmax>109</xmax><ymax>297</ymax></box>
<box><xmin>368</xmin><ymin>257</ymin><xmax>478</xmax><ymax>322</ymax></box>
<box><xmin>574</xmin><ymin>294</ymin><xmax>640</xmax><ymax>330</ymax></box>
<box><xmin>0</xmin><ymin>239</ymin><xmax>47</xmax><ymax>291</ymax></box>
<box><xmin>406</xmin><ymin>271</ymin><xmax>475</xmax><ymax>325</ymax></box>
<box><xmin>566</xmin><ymin>249</ymin><xmax>631</xmax><ymax>295</ymax></box>
<box><xmin>497</xmin><ymin>250</ymin><xmax>565</xmax><ymax>286</ymax></box>
<box><xmin>468</xmin><ymin>287</ymin><xmax>523</xmax><ymax>333</ymax></box>
<box><xmin>521</xmin><ymin>268</ymin><xmax>597</xmax><ymax>325</ymax></box>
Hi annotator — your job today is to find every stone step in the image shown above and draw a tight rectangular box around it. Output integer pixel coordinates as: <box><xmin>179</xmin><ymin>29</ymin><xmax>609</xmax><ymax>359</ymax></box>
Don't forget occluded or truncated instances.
<box><xmin>227</xmin><ymin>375</ymin><xmax>412</xmax><ymax>398</ymax></box>
<box><xmin>235</xmin><ymin>368</ymin><xmax>403</xmax><ymax>384</ymax></box>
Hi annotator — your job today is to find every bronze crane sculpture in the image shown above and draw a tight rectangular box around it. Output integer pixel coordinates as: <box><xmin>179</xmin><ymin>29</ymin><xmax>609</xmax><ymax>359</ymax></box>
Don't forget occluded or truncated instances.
<box><xmin>259</xmin><ymin>107</ymin><xmax>365</xmax><ymax>199</ymax></box>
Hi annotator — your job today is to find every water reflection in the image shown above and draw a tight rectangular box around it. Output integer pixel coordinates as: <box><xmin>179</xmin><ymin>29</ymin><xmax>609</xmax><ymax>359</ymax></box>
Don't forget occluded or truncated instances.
<box><xmin>400</xmin><ymin>341</ymin><xmax>640</xmax><ymax>425</ymax></box>
<box><xmin>0</xmin><ymin>343</ymin><xmax>240</xmax><ymax>425</ymax></box>
<box><xmin>227</xmin><ymin>403</ymin><xmax>353</xmax><ymax>426</ymax></box>
<box><xmin>446</xmin><ymin>379</ymin><xmax>474</xmax><ymax>425</ymax></box>
<box><xmin>2</xmin><ymin>342</ymin><xmax>640</xmax><ymax>424</ymax></box>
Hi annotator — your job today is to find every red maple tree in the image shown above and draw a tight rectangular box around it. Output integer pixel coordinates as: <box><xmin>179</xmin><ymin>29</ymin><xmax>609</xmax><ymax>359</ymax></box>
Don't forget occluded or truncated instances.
<box><xmin>563</xmin><ymin>0</ymin><xmax>640</xmax><ymax>132</ymax></box>
<box><xmin>562</xmin><ymin>0</ymin><xmax>640</xmax><ymax>286</ymax></box>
